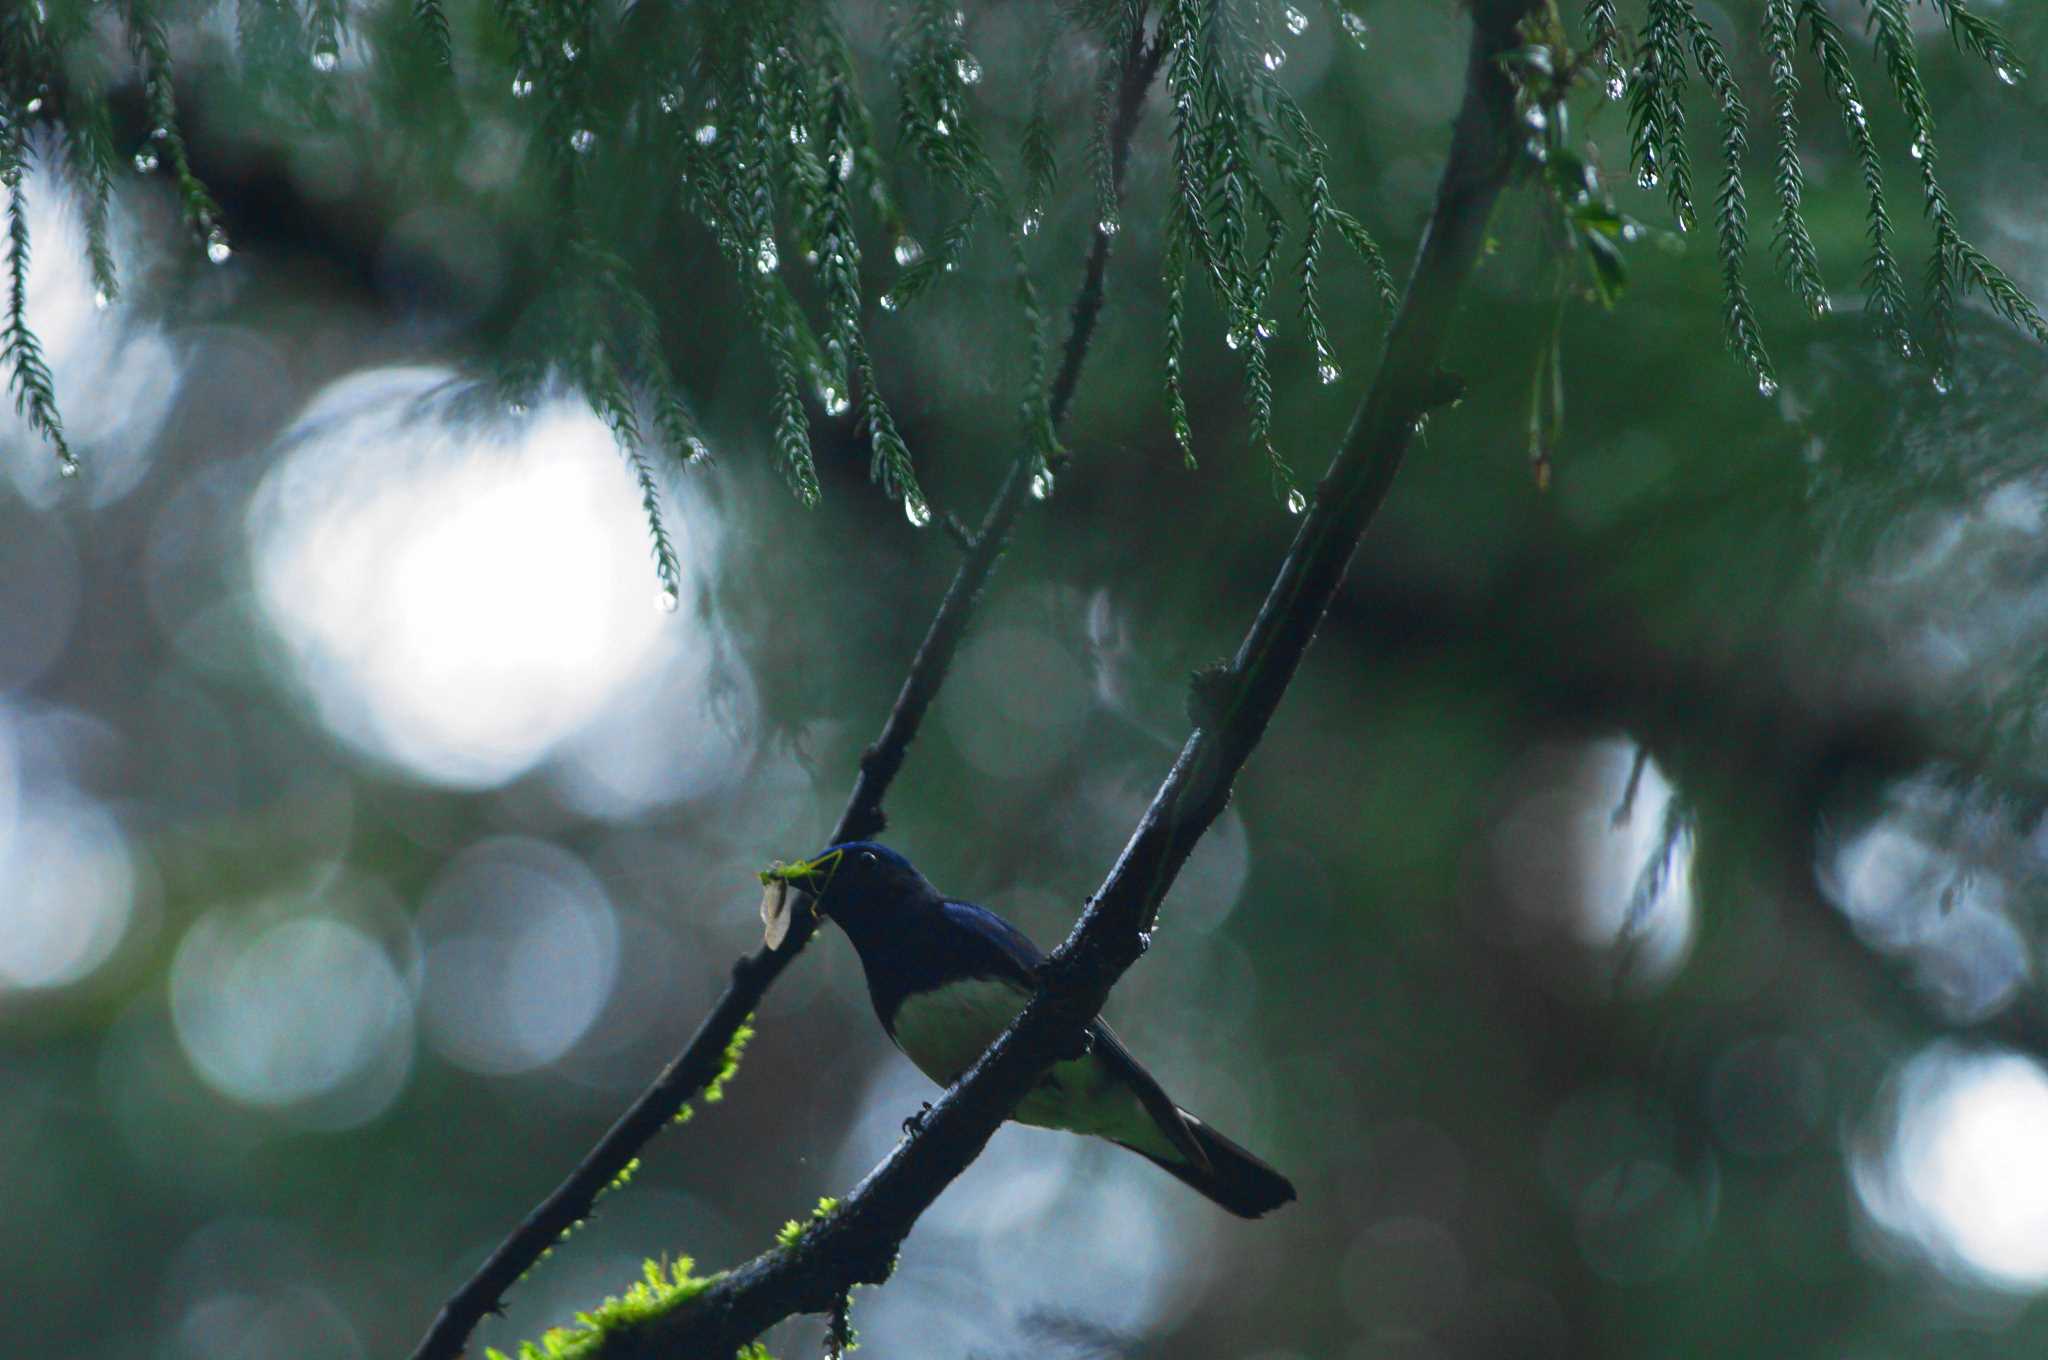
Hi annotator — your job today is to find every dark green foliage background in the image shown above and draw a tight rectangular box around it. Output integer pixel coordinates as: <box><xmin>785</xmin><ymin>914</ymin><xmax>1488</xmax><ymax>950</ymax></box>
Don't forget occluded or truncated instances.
<box><xmin>5</xmin><ymin>2</ymin><xmax>2048</xmax><ymax>1357</ymax></box>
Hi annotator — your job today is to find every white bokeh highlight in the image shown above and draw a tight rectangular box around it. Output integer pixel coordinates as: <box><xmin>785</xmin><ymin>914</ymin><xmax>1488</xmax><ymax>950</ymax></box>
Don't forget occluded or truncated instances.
<box><xmin>0</xmin><ymin>800</ymin><xmax>136</xmax><ymax>990</ymax></box>
<box><xmin>417</xmin><ymin>837</ymin><xmax>621</xmax><ymax>1075</ymax></box>
<box><xmin>1820</xmin><ymin>775</ymin><xmax>2032</xmax><ymax>1025</ymax></box>
<box><xmin>1489</xmin><ymin>737</ymin><xmax>1696</xmax><ymax>995</ymax></box>
<box><xmin>0</xmin><ymin>708</ymin><xmax>140</xmax><ymax>993</ymax></box>
<box><xmin>171</xmin><ymin>907</ymin><xmax>415</xmax><ymax>1128</ymax></box>
<box><xmin>1858</xmin><ymin>1044</ymin><xmax>2048</xmax><ymax>1291</ymax></box>
<box><xmin>1</xmin><ymin>161</ymin><xmax>182</xmax><ymax>507</ymax></box>
<box><xmin>248</xmin><ymin>368</ymin><xmax>688</xmax><ymax>788</ymax></box>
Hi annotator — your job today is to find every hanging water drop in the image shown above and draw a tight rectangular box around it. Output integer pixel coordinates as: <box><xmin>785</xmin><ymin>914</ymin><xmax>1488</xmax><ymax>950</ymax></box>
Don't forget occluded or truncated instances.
<box><xmin>1284</xmin><ymin>5</ymin><xmax>1308</xmax><ymax>35</ymax></box>
<box><xmin>1757</xmin><ymin>374</ymin><xmax>1779</xmax><ymax>399</ymax></box>
<box><xmin>684</xmin><ymin>436</ymin><xmax>712</xmax><ymax>465</ymax></box>
<box><xmin>1909</xmin><ymin>136</ymin><xmax>1927</xmax><ymax>160</ymax></box>
<box><xmin>656</xmin><ymin>586</ymin><xmax>680</xmax><ymax>614</ymax></box>
<box><xmin>1523</xmin><ymin>105</ymin><xmax>1548</xmax><ymax>132</ymax></box>
<box><xmin>893</xmin><ymin>235</ymin><xmax>924</xmax><ymax>267</ymax></box>
<box><xmin>1620</xmin><ymin>221</ymin><xmax>1643</xmax><ymax>242</ymax></box>
<box><xmin>1021</xmin><ymin>210</ymin><xmax>1042</xmax><ymax>237</ymax></box>
<box><xmin>311</xmin><ymin>46</ymin><xmax>339</xmax><ymax>73</ymax></box>
<box><xmin>569</xmin><ymin>128</ymin><xmax>597</xmax><ymax>155</ymax></box>
<box><xmin>1224</xmin><ymin>326</ymin><xmax>1246</xmax><ymax>351</ymax></box>
<box><xmin>1262</xmin><ymin>48</ymin><xmax>1286</xmax><ymax>72</ymax></box>
<box><xmin>1255</xmin><ymin>317</ymin><xmax>1277</xmax><ymax>341</ymax></box>
<box><xmin>1996</xmin><ymin>66</ymin><xmax>2019</xmax><ymax>86</ymax></box>
<box><xmin>933</xmin><ymin>117</ymin><xmax>951</xmax><ymax>137</ymax></box>
<box><xmin>1030</xmin><ymin>469</ymin><xmax>1054</xmax><ymax>500</ymax></box>
<box><xmin>1931</xmin><ymin>369</ymin><xmax>1954</xmax><ymax>395</ymax></box>
<box><xmin>133</xmin><ymin>147</ymin><xmax>160</xmax><ymax>174</ymax></box>
<box><xmin>512</xmin><ymin>71</ymin><xmax>535</xmax><ymax>98</ymax></box>
<box><xmin>1096</xmin><ymin>216</ymin><xmax>1120</xmax><ymax>237</ymax></box>
<box><xmin>821</xmin><ymin>386</ymin><xmax>850</xmax><ymax>416</ymax></box>
<box><xmin>694</xmin><ymin>123</ymin><xmax>719</xmax><ymax>146</ymax></box>
<box><xmin>24</xmin><ymin>94</ymin><xmax>43</xmax><ymax>114</ymax></box>
<box><xmin>788</xmin><ymin>123</ymin><xmax>809</xmax><ymax>146</ymax></box>
<box><xmin>879</xmin><ymin>291</ymin><xmax>898</xmax><ymax>312</ymax></box>
<box><xmin>904</xmin><ymin>494</ymin><xmax>932</xmax><ymax>528</ymax></box>
<box><xmin>1605</xmin><ymin>73</ymin><xmax>1626</xmax><ymax>101</ymax></box>
<box><xmin>956</xmin><ymin>56</ymin><xmax>982</xmax><ymax>85</ymax></box>
<box><xmin>58</xmin><ymin>457</ymin><xmax>80</xmax><ymax>479</ymax></box>
<box><xmin>658</xmin><ymin>89</ymin><xmax>682</xmax><ymax>114</ymax></box>
<box><xmin>1317</xmin><ymin>359</ymin><xmax>1341</xmax><ymax>385</ymax></box>
<box><xmin>1810</xmin><ymin>295</ymin><xmax>1833</xmax><ymax>318</ymax></box>
<box><xmin>93</xmin><ymin>288</ymin><xmax>110</xmax><ymax>311</ymax></box>
<box><xmin>205</xmin><ymin>228</ymin><xmax>232</xmax><ymax>264</ymax></box>
<box><xmin>1637</xmin><ymin>166</ymin><xmax>1659</xmax><ymax>189</ymax></box>
<box><xmin>755</xmin><ymin>235</ymin><xmax>779</xmax><ymax>274</ymax></box>
<box><xmin>1286</xmin><ymin>488</ymin><xmax>1308</xmax><ymax>515</ymax></box>
<box><xmin>1135</xmin><ymin>930</ymin><xmax>1154</xmax><ymax>953</ymax></box>
<box><xmin>560</xmin><ymin>39</ymin><xmax>580</xmax><ymax>61</ymax></box>
<box><xmin>1340</xmin><ymin>11</ymin><xmax>1369</xmax><ymax>47</ymax></box>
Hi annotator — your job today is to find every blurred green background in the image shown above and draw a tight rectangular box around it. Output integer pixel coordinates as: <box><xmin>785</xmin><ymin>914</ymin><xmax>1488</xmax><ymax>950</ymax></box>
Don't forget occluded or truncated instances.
<box><xmin>6</xmin><ymin>1</ymin><xmax>2048</xmax><ymax>1357</ymax></box>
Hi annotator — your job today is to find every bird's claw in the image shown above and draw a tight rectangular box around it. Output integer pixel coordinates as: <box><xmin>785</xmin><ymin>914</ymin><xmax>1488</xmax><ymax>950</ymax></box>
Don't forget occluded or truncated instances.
<box><xmin>901</xmin><ymin>1101</ymin><xmax>934</xmax><ymax>1136</ymax></box>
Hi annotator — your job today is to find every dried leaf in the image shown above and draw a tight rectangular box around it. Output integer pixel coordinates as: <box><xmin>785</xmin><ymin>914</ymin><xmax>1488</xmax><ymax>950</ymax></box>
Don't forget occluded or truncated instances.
<box><xmin>761</xmin><ymin>877</ymin><xmax>793</xmax><ymax>950</ymax></box>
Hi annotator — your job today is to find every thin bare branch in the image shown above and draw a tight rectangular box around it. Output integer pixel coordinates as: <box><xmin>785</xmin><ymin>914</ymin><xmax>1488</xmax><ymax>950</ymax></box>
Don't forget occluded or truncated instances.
<box><xmin>611</xmin><ymin>2</ymin><xmax>1540</xmax><ymax>1352</ymax></box>
<box><xmin>402</xmin><ymin>23</ymin><xmax>1168</xmax><ymax>1360</ymax></box>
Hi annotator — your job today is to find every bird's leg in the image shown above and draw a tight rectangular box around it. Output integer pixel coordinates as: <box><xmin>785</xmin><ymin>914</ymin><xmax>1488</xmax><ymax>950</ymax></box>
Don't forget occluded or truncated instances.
<box><xmin>900</xmin><ymin>1101</ymin><xmax>934</xmax><ymax>1136</ymax></box>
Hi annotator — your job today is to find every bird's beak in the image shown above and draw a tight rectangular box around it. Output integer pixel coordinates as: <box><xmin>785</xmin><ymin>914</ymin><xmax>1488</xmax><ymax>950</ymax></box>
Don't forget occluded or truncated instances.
<box><xmin>758</xmin><ymin>848</ymin><xmax>844</xmax><ymax>916</ymax></box>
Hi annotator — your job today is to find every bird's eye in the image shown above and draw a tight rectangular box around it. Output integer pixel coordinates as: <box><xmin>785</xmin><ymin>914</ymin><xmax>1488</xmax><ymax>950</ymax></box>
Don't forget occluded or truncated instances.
<box><xmin>862</xmin><ymin>851</ymin><xmax>878</xmax><ymax>864</ymax></box>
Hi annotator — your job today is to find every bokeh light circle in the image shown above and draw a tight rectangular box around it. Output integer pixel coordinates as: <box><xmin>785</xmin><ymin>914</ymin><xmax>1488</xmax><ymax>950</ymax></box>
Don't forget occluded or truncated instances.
<box><xmin>938</xmin><ymin>623</ymin><xmax>1094</xmax><ymax>781</ymax></box>
<box><xmin>170</xmin><ymin>911</ymin><xmax>414</xmax><ymax>1127</ymax></box>
<box><xmin>1859</xmin><ymin>1044</ymin><xmax>2048</xmax><ymax>1291</ymax></box>
<box><xmin>248</xmin><ymin>367</ymin><xmax>683</xmax><ymax>788</ymax></box>
<box><xmin>0</xmin><ymin>800</ymin><xmax>136</xmax><ymax>990</ymax></box>
<box><xmin>417</xmin><ymin>837</ymin><xmax>620</xmax><ymax>1075</ymax></box>
<box><xmin>1488</xmin><ymin>738</ymin><xmax>1696</xmax><ymax>996</ymax></box>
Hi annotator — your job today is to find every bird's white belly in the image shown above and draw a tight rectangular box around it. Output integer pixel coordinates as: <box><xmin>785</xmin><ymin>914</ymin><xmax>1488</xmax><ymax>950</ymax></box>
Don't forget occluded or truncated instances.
<box><xmin>890</xmin><ymin>978</ymin><xmax>1028</xmax><ymax>1085</ymax></box>
<box><xmin>889</xmin><ymin>978</ymin><xmax>1160</xmax><ymax>1146</ymax></box>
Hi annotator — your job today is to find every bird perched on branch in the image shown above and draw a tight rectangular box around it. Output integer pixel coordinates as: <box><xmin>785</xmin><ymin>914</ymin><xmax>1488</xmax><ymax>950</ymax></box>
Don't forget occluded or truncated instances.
<box><xmin>761</xmin><ymin>841</ymin><xmax>1296</xmax><ymax>1218</ymax></box>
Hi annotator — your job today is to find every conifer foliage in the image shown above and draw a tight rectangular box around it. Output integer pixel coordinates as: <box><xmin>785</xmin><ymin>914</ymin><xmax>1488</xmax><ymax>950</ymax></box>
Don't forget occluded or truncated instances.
<box><xmin>2</xmin><ymin>0</ymin><xmax>2040</xmax><ymax>559</ymax></box>
<box><xmin>1605</xmin><ymin>0</ymin><xmax>2043</xmax><ymax>394</ymax></box>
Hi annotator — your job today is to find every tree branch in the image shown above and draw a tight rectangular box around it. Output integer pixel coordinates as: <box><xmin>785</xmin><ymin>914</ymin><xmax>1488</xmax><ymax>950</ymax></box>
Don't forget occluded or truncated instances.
<box><xmin>618</xmin><ymin>3</ymin><xmax>1541</xmax><ymax>1353</ymax></box>
<box><xmin>403</xmin><ymin>25</ymin><xmax>1168</xmax><ymax>1360</ymax></box>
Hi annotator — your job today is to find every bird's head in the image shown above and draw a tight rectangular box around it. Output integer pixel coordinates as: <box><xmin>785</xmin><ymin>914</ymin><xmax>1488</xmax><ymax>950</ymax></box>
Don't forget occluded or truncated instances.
<box><xmin>759</xmin><ymin>841</ymin><xmax>934</xmax><ymax>939</ymax></box>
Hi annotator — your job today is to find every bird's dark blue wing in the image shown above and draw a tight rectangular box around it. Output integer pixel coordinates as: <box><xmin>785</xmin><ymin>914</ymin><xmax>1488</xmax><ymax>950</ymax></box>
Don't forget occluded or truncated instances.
<box><xmin>937</xmin><ymin>899</ymin><xmax>1044</xmax><ymax>982</ymax></box>
<box><xmin>857</xmin><ymin>898</ymin><xmax>1038</xmax><ymax>1034</ymax></box>
<box><xmin>939</xmin><ymin>901</ymin><xmax>1207</xmax><ymax>1172</ymax></box>
<box><xmin>816</xmin><ymin>853</ymin><xmax>1295</xmax><ymax>1216</ymax></box>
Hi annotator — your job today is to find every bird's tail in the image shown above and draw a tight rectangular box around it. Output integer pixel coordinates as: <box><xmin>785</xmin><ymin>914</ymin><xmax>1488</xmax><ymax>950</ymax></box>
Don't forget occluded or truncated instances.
<box><xmin>1116</xmin><ymin>1112</ymin><xmax>1296</xmax><ymax>1219</ymax></box>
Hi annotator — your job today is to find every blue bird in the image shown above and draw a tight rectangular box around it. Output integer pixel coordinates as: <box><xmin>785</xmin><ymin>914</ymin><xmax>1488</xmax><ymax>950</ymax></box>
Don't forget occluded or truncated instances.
<box><xmin>769</xmin><ymin>841</ymin><xmax>1295</xmax><ymax>1218</ymax></box>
